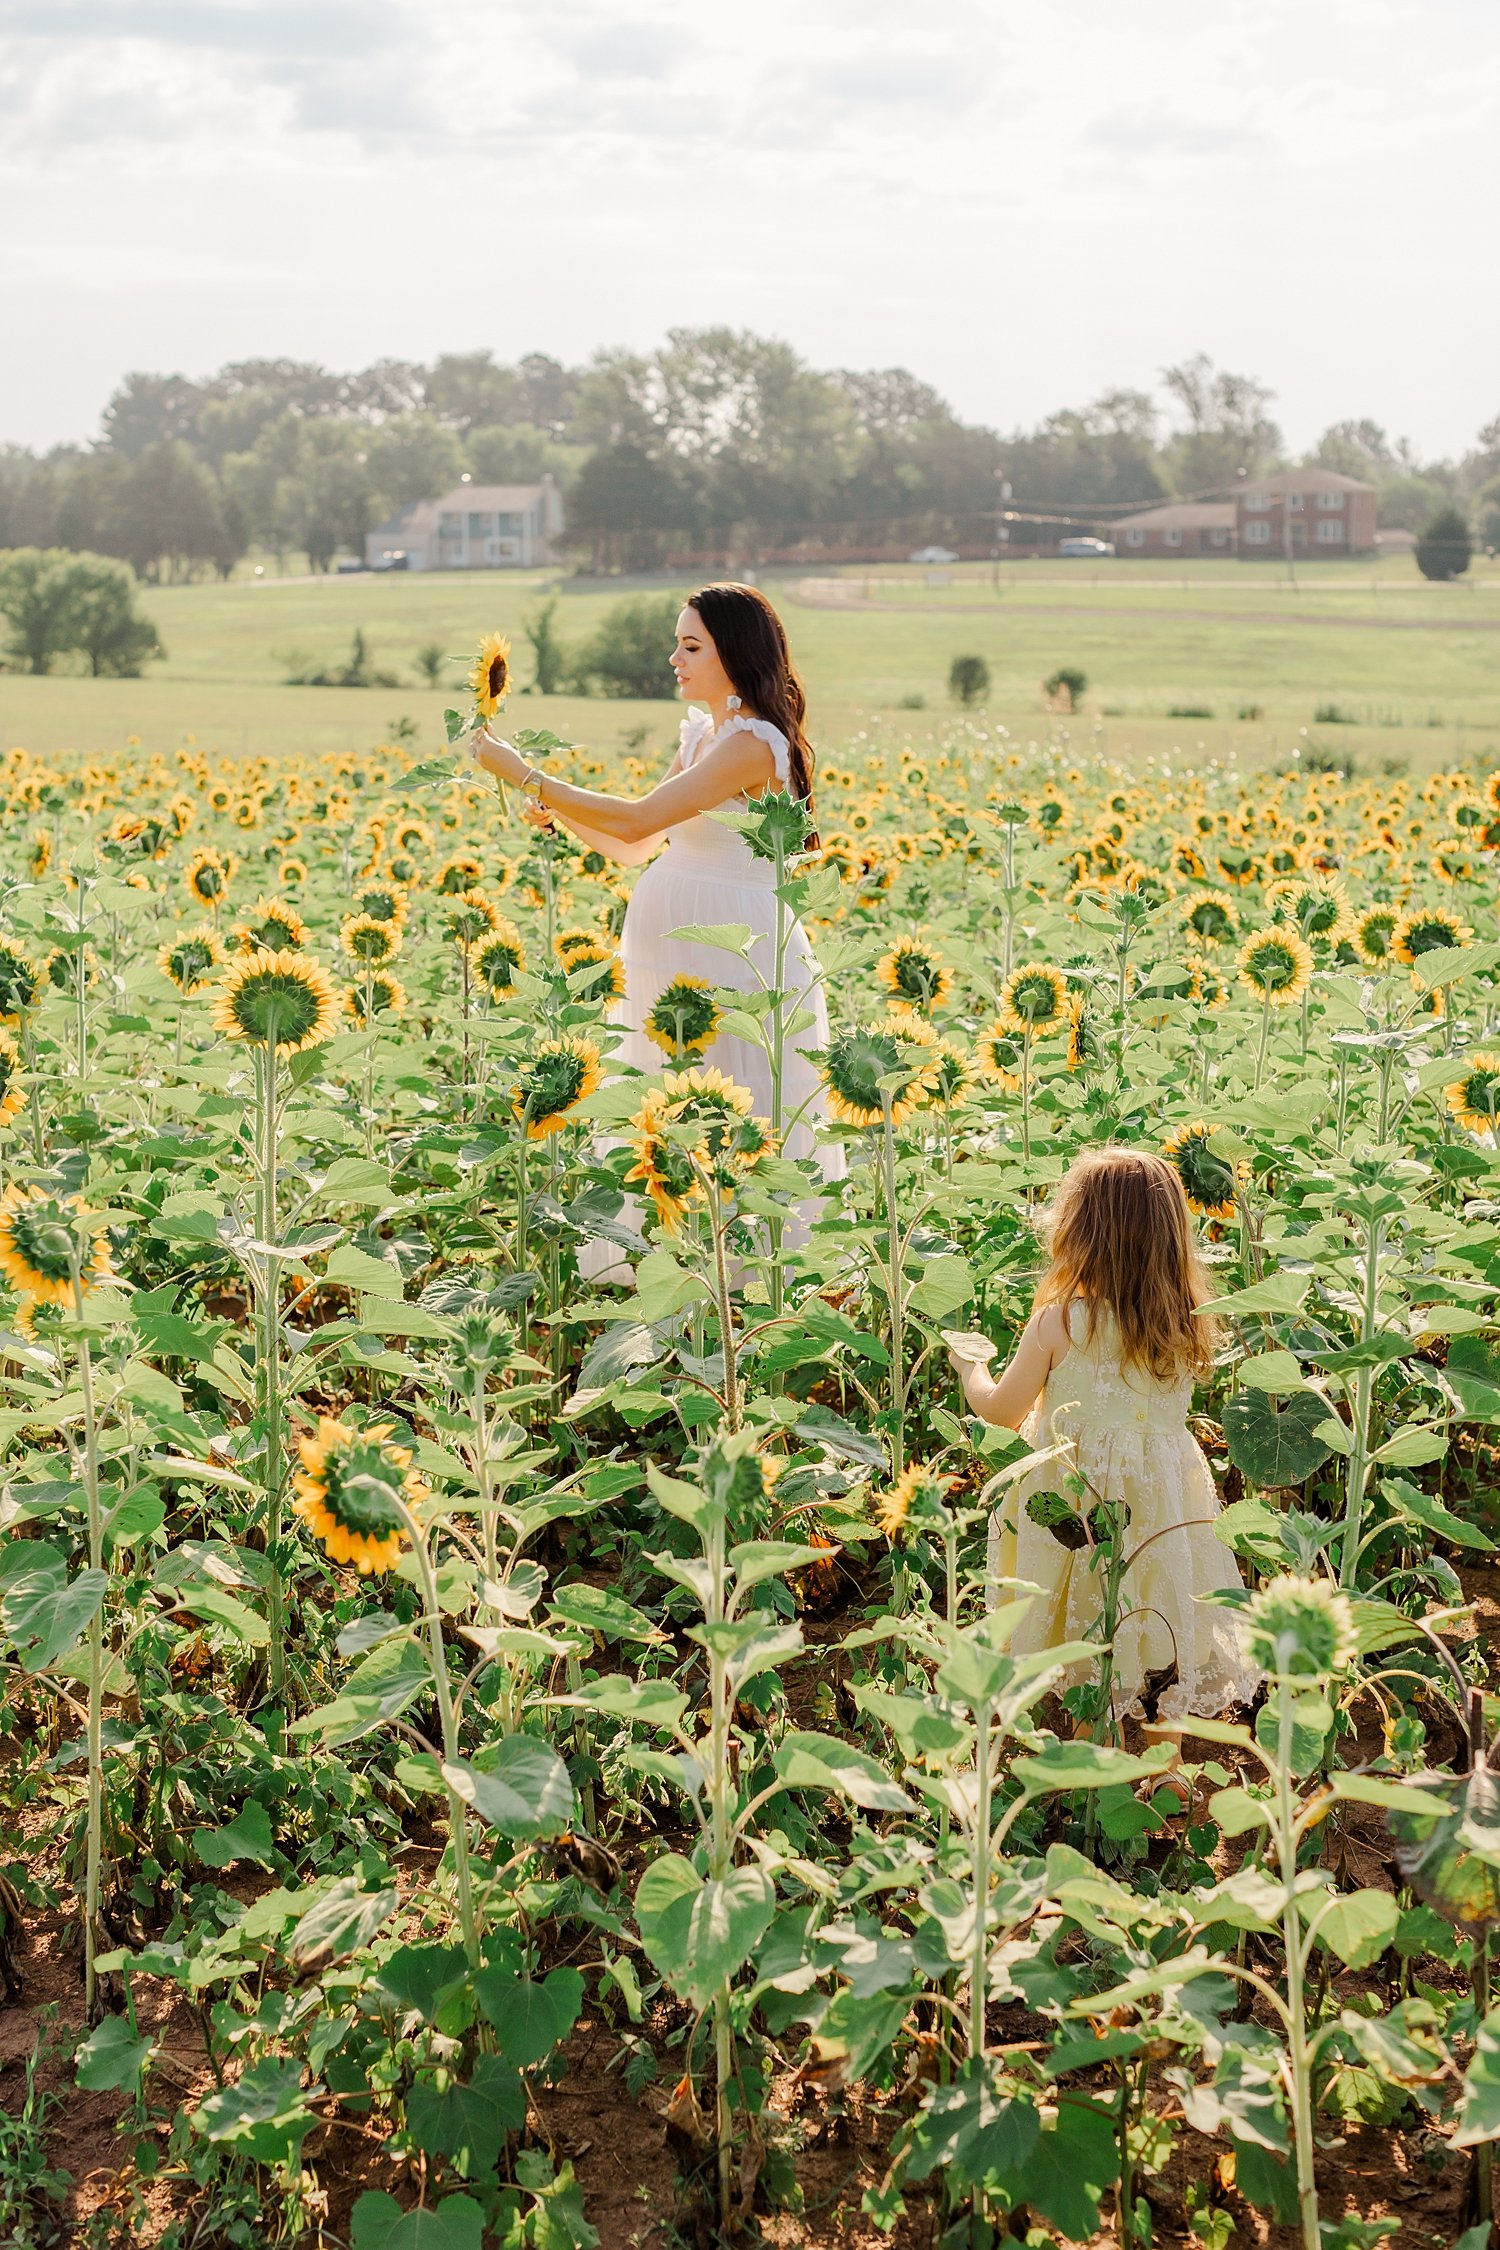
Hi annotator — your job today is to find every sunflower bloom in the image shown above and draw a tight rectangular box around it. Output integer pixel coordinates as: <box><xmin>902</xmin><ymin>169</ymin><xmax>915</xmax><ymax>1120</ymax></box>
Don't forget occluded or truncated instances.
<box><xmin>821</xmin><ymin>1021</ymin><xmax>939</xmax><ymax>1128</ymax></box>
<box><xmin>209</xmin><ymin>949</ymin><xmax>341</xmax><ymax>1053</ymax></box>
<box><xmin>467</xmin><ymin>922</ymin><xmax>527</xmax><ymax>998</ymax></box>
<box><xmin>0</xmin><ymin>1031</ymin><xmax>25</xmax><ymax>1129</ymax></box>
<box><xmin>235</xmin><ymin>897</ymin><xmax>308</xmax><ymax>953</ymax></box>
<box><xmin>469</xmin><ymin>632</ymin><xmax>511</xmax><ymax>720</ymax></box>
<box><xmin>291</xmin><ymin>1416</ymin><xmax>428</xmax><ymax>1574</ymax></box>
<box><xmin>0</xmin><ymin>1185</ymin><xmax>114</xmax><ymax>1308</ymax></box>
<box><xmin>1445</xmin><ymin>1055</ymin><xmax>1500</xmax><ymax>1139</ymax></box>
<box><xmin>874</xmin><ymin>1462</ymin><xmax>954</xmax><ymax>1541</ymax></box>
<box><xmin>562</xmin><ymin>937</ymin><xmax>626</xmax><ymax>1003</ymax></box>
<box><xmin>343</xmin><ymin>973</ymin><xmax>408</xmax><ymax>1024</ymax></box>
<box><xmin>341</xmin><ymin>912</ymin><xmax>403</xmax><ymax>967</ymax></box>
<box><xmin>1179</xmin><ymin>891</ymin><xmax>1238</xmax><ymax>947</ymax></box>
<box><xmin>0</xmin><ymin>938</ymin><xmax>43</xmax><ymax>1026</ymax></box>
<box><xmin>1237</xmin><ymin>928</ymin><xmax>1314</xmax><ymax>1008</ymax></box>
<box><xmin>1353</xmin><ymin>907</ymin><xmax>1399</xmax><ymax>965</ymax></box>
<box><xmin>512</xmin><ymin>1035</ymin><xmax>604</xmax><ymax>1137</ymax></box>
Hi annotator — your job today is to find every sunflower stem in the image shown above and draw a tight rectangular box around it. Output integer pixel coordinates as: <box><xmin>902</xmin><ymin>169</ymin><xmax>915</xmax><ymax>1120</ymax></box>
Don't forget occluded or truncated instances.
<box><xmin>72</xmin><ymin>1262</ymin><xmax>106</xmax><ymax>2024</ymax></box>
<box><xmin>400</xmin><ymin>1503</ymin><xmax>480</xmax><ymax>1966</ymax></box>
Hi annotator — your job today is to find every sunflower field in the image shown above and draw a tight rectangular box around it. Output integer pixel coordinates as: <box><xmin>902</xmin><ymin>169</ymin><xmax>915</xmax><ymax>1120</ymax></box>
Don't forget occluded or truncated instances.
<box><xmin>7</xmin><ymin>717</ymin><xmax>1500</xmax><ymax>2250</ymax></box>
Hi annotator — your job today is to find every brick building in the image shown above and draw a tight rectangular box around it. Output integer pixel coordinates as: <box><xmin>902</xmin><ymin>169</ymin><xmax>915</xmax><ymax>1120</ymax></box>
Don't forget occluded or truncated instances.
<box><xmin>364</xmin><ymin>477</ymin><xmax>564</xmax><ymax>570</ymax></box>
<box><xmin>1113</xmin><ymin>501</ymin><xmax>1237</xmax><ymax>556</ymax></box>
<box><xmin>1113</xmin><ymin>466</ymin><xmax>1378</xmax><ymax>560</ymax></box>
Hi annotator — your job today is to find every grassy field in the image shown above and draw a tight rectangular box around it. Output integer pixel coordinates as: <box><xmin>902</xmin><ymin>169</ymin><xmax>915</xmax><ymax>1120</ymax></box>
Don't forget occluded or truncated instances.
<box><xmin>2</xmin><ymin>553</ymin><xmax>1497</xmax><ymax>777</ymax></box>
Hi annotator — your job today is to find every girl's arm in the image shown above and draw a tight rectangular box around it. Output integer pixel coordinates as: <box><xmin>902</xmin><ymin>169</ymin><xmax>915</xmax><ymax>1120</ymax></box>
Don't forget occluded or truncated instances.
<box><xmin>476</xmin><ymin>726</ymin><xmax>777</xmax><ymax>855</ymax></box>
<box><xmin>953</xmin><ymin>1304</ymin><xmax>1070</xmax><ymax>1430</ymax></box>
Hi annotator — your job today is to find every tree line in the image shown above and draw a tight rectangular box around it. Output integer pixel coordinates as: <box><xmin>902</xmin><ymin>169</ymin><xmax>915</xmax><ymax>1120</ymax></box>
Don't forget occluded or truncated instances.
<box><xmin>1</xmin><ymin>332</ymin><xmax>1498</xmax><ymax>583</ymax></box>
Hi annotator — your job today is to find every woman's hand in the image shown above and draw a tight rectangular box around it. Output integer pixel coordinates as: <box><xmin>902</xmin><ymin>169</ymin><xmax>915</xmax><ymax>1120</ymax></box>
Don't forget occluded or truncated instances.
<box><xmin>476</xmin><ymin>726</ymin><xmax>528</xmax><ymax>785</ymax></box>
<box><xmin>520</xmin><ymin>796</ymin><xmax>554</xmax><ymax>831</ymax></box>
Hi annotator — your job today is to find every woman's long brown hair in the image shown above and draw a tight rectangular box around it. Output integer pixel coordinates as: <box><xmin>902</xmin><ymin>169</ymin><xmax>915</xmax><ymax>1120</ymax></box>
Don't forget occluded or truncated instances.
<box><xmin>1034</xmin><ymin>1145</ymin><xmax>1219</xmax><ymax>1381</ymax></box>
<box><xmin>687</xmin><ymin>583</ymin><xmax>816</xmax><ymax>822</ymax></box>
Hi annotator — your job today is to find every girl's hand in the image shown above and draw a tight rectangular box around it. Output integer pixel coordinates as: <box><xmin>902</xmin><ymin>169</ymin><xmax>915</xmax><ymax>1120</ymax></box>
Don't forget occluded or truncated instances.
<box><xmin>521</xmin><ymin>797</ymin><xmax>554</xmax><ymax>831</ymax></box>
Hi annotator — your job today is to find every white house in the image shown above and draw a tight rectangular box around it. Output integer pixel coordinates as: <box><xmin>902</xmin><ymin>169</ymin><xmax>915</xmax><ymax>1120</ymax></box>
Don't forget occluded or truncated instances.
<box><xmin>365</xmin><ymin>476</ymin><xmax>564</xmax><ymax>570</ymax></box>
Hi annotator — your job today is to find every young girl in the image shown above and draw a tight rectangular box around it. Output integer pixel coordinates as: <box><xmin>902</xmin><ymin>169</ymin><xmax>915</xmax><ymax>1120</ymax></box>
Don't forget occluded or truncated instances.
<box><xmin>948</xmin><ymin>1145</ymin><xmax>1258</xmax><ymax>1725</ymax></box>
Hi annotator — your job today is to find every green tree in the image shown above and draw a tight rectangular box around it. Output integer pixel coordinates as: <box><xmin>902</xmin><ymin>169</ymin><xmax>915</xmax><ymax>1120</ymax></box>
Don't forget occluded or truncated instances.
<box><xmin>948</xmin><ymin>654</ymin><xmax>990</xmax><ymax>706</ymax></box>
<box><xmin>521</xmin><ymin>595</ymin><xmax>568</xmax><ymax>694</ymax></box>
<box><xmin>105</xmin><ymin>440</ymin><xmax>227</xmax><ymax>580</ymax></box>
<box><xmin>414</xmin><ymin>641</ymin><xmax>447</xmax><ymax>687</ymax></box>
<box><xmin>0</xmin><ymin>546</ymin><xmax>86</xmax><ymax>672</ymax></box>
<box><xmin>1161</xmin><ymin>352</ymin><xmax>1280</xmax><ymax>490</ymax></box>
<box><xmin>66</xmin><ymin>554</ymin><xmax>165</xmax><ymax>675</ymax></box>
<box><xmin>575</xmin><ymin>592</ymin><xmax>681</xmax><ymax>698</ymax></box>
<box><xmin>365</xmin><ymin>415</ymin><xmax>464</xmax><ymax>512</ymax></box>
<box><xmin>1415</xmin><ymin>504</ymin><xmax>1473</xmax><ymax>582</ymax></box>
<box><xmin>569</xmin><ymin>443</ymin><xmax>694</xmax><ymax>572</ymax></box>
<box><xmin>1475</xmin><ymin>476</ymin><xmax>1500</xmax><ymax>553</ymax></box>
<box><xmin>1377</xmin><ymin>473</ymin><xmax>1452</xmax><ymax>533</ymax></box>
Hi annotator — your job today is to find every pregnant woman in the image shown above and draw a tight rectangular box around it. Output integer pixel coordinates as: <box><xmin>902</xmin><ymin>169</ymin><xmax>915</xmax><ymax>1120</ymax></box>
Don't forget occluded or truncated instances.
<box><xmin>473</xmin><ymin>581</ymin><xmax>847</xmax><ymax>1254</ymax></box>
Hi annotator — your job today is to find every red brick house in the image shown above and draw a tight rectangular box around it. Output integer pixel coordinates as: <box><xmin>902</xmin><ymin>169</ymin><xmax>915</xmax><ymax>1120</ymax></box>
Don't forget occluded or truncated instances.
<box><xmin>1113</xmin><ymin>501</ymin><xmax>1238</xmax><ymax>556</ymax></box>
<box><xmin>1235</xmin><ymin>467</ymin><xmax>1377</xmax><ymax>556</ymax></box>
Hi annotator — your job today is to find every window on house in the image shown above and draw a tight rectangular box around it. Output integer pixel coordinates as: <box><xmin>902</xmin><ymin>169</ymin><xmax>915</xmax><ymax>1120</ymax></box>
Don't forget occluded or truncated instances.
<box><xmin>1209</xmin><ymin>529</ymin><xmax>1228</xmax><ymax>547</ymax></box>
<box><xmin>468</xmin><ymin>512</ymin><xmax>493</xmax><ymax>538</ymax></box>
<box><xmin>439</xmin><ymin>513</ymin><xmax>462</xmax><ymax>537</ymax></box>
<box><xmin>1244</xmin><ymin>520</ymin><xmax>1272</xmax><ymax>545</ymax></box>
<box><xmin>1124</xmin><ymin>528</ymin><xmax>1145</xmax><ymax>547</ymax></box>
<box><xmin>1316</xmin><ymin>490</ymin><xmax>1345</xmax><ymax>510</ymax></box>
<box><xmin>1287</xmin><ymin>492</ymin><xmax>1304</xmax><ymax>511</ymax></box>
<box><xmin>1163</xmin><ymin>528</ymin><xmax>1183</xmax><ymax>547</ymax></box>
<box><xmin>1315</xmin><ymin>519</ymin><xmax>1345</xmax><ymax>543</ymax></box>
<box><xmin>1244</xmin><ymin>491</ymin><xmax>1271</xmax><ymax>511</ymax></box>
<box><xmin>497</xmin><ymin>511</ymin><xmax>524</xmax><ymax>535</ymax></box>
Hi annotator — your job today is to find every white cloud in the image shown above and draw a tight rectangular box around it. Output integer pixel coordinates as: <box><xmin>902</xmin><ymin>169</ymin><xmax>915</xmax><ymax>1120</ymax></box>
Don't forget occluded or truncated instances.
<box><xmin>0</xmin><ymin>0</ymin><xmax>1496</xmax><ymax>456</ymax></box>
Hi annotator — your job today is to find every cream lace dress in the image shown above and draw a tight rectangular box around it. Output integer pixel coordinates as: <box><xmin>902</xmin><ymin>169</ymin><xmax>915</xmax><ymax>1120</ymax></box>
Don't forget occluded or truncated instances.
<box><xmin>578</xmin><ymin>708</ymin><xmax>846</xmax><ymax>1278</ymax></box>
<box><xmin>987</xmin><ymin>1301</ymin><xmax>1259</xmax><ymax>1722</ymax></box>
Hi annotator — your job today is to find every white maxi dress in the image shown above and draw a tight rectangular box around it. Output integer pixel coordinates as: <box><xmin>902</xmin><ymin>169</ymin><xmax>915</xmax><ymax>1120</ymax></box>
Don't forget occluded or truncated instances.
<box><xmin>579</xmin><ymin>707</ymin><xmax>846</xmax><ymax>1272</ymax></box>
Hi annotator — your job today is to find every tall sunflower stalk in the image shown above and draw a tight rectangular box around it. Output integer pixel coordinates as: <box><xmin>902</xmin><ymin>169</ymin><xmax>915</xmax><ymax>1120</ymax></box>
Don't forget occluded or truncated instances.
<box><xmin>208</xmin><ymin>950</ymin><xmax>340</xmax><ymax>1708</ymax></box>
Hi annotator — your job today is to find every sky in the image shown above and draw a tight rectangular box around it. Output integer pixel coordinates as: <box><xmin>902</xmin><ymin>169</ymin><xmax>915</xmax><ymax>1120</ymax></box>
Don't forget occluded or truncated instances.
<box><xmin>3</xmin><ymin>0</ymin><xmax>1497</xmax><ymax>461</ymax></box>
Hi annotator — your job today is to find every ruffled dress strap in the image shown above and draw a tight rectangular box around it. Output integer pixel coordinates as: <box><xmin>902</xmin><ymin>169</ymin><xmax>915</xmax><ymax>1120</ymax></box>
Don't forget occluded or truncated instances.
<box><xmin>677</xmin><ymin>707</ymin><xmax>716</xmax><ymax>768</ymax></box>
<box><xmin>728</xmin><ymin>715</ymin><xmax>792</xmax><ymax>789</ymax></box>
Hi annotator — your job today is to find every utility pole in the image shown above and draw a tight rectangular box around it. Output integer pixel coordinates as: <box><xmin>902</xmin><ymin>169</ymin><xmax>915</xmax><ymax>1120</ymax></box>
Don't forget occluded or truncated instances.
<box><xmin>992</xmin><ymin>473</ymin><xmax>1012</xmax><ymax>594</ymax></box>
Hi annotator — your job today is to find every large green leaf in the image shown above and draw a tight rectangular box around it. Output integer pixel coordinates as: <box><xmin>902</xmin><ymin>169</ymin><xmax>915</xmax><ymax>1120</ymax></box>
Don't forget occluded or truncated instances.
<box><xmin>634</xmin><ymin>1855</ymin><xmax>775</xmax><ymax>2011</ymax></box>
<box><xmin>75</xmin><ymin>2016</ymin><xmax>154</xmax><ymax>2094</ymax></box>
<box><xmin>774</xmin><ymin>1730</ymin><xmax>912</xmax><ymax>1812</ymax></box>
<box><xmin>1445</xmin><ymin>1333</ymin><xmax>1500</xmax><ymax>1424</ymax></box>
<box><xmin>0</xmin><ymin>1544</ymin><xmax>106</xmax><ymax>1672</ymax></box>
<box><xmin>904</xmin><ymin>2063</ymin><xmax>1040</xmax><ymax>2187</ymax></box>
<box><xmin>194</xmin><ymin>2056</ymin><xmax>319</xmax><ymax>2166</ymax></box>
<box><xmin>1223</xmin><ymin>1387</ymin><xmax>1334</xmax><ymax>1487</ymax></box>
<box><xmin>1312</xmin><ymin>1887</ymin><xmax>1400</xmax><ymax>1969</ymax></box>
<box><xmin>441</xmin><ymin>1737</ymin><xmax>574</xmax><ymax>1841</ymax></box>
<box><xmin>1013</xmin><ymin>1741</ymin><xmax>1175</xmax><ymax>1794</ymax></box>
<box><xmin>474</xmin><ymin>1967</ymin><xmax>584</xmax><ymax>2067</ymax></box>
<box><xmin>288</xmin><ymin>1878</ymin><xmax>398</xmax><ymax>1971</ymax></box>
<box><xmin>193</xmin><ymin>1801</ymin><xmax>277</xmax><ymax>1872</ymax></box>
<box><xmin>350</xmin><ymin>2192</ymin><xmax>485</xmax><ymax>2250</ymax></box>
<box><xmin>1454</xmin><ymin>2014</ymin><xmax>1500</xmax><ymax>2148</ymax></box>
<box><xmin>403</xmin><ymin>2055</ymin><xmax>524</xmax><ymax>2174</ymax></box>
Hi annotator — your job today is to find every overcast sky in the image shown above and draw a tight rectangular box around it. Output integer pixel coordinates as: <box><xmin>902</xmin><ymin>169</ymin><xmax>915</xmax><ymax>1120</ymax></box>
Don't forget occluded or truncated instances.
<box><xmin>3</xmin><ymin>0</ymin><xmax>1495</xmax><ymax>460</ymax></box>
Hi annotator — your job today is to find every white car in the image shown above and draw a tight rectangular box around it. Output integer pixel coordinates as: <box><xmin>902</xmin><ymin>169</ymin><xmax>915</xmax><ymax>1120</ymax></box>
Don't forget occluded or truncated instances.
<box><xmin>1058</xmin><ymin>536</ymin><xmax>1114</xmax><ymax>558</ymax></box>
<box><xmin>909</xmin><ymin>546</ymin><xmax>958</xmax><ymax>564</ymax></box>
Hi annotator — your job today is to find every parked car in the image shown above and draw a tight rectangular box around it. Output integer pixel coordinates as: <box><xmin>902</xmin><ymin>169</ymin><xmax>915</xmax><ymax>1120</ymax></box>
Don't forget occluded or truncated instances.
<box><xmin>335</xmin><ymin>559</ymin><xmax>367</xmax><ymax>574</ymax></box>
<box><xmin>371</xmin><ymin>552</ymin><xmax>410</xmax><ymax>572</ymax></box>
<box><xmin>909</xmin><ymin>545</ymin><xmax>958</xmax><ymax>564</ymax></box>
<box><xmin>1058</xmin><ymin>537</ymin><xmax>1114</xmax><ymax>558</ymax></box>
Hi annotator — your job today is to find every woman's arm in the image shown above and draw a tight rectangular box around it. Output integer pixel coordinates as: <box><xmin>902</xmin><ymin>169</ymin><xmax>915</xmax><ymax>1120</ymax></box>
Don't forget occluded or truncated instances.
<box><xmin>476</xmin><ymin>726</ymin><xmax>777</xmax><ymax>851</ymax></box>
<box><xmin>953</xmin><ymin>1303</ymin><xmax>1070</xmax><ymax>1430</ymax></box>
<box><xmin>528</xmin><ymin>745</ymin><xmax>685</xmax><ymax>867</ymax></box>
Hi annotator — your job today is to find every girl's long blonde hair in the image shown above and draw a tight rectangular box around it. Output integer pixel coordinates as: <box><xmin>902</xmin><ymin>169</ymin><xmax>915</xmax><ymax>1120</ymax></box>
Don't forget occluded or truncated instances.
<box><xmin>1034</xmin><ymin>1145</ymin><xmax>1219</xmax><ymax>1380</ymax></box>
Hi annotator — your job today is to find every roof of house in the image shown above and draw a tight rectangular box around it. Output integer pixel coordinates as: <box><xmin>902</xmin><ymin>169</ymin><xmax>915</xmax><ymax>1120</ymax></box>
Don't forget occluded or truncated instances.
<box><xmin>1114</xmin><ymin>501</ymin><xmax>1237</xmax><ymax>531</ymax></box>
<box><xmin>1243</xmin><ymin>466</ymin><xmax>1376</xmax><ymax>495</ymax></box>
<box><xmin>429</xmin><ymin>483</ymin><xmax>552</xmax><ymax>511</ymax></box>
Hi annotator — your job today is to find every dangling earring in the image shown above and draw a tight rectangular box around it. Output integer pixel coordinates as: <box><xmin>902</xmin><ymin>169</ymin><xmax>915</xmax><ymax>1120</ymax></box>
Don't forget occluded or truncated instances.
<box><xmin>726</xmin><ymin>692</ymin><xmax>741</xmax><ymax>712</ymax></box>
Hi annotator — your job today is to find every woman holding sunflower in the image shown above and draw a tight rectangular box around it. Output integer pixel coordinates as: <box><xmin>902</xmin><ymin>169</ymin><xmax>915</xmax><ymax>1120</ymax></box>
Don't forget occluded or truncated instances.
<box><xmin>474</xmin><ymin>584</ymin><xmax>846</xmax><ymax>1254</ymax></box>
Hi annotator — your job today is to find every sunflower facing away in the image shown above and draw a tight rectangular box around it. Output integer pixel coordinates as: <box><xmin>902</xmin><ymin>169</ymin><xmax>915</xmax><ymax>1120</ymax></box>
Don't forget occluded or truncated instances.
<box><xmin>442</xmin><ymin>888</ymin><xmax>503</xmax><ymax>946</ymax></box>
<box><xmin>235</xmin><ymin>897</ymin><xmax>308</xmax><ymax>953</ymax></box>
<box><xmin>0</xmin><ymin>938</ymin><xmax>42</xmax><ymax>1026</ymax></box>
<box><xmin>0</xmin><ymin>1031</ymin><xmax>25</xmax><ymax>1129</ymax></box>
<box><xmin>562</xmin><ymin>937</ymin><xmax>626</xmax><ymax>1004</ymax></box>
<box><xmin>186</xmin><ymin>846</ymin><xmax>235</xmax><ymax>908</ymax></box>
<box><xmin>468</xmin><ymin>632</ymin><xmax>512</xmax><ymax>721</ymax></box>
<box><xmin>512</xmin><ymin>1034</ymin><xmax>604</xmax><ymax>1137</ymax></box>
<box><xmin>997</xmin><ymin>962</ymin><xmax>1068</xmax><ymax>1038</ymax></box>
<box><xmin>644</xmin><ymin>974</ymin><xmax>721</xmax><ymax>1061</ymax></box>
<box><xmin>209</xmin><ymin>949</ymin><xmax>341</xmax><ymax>1053</ymax></box>
<box><xmin>291</xmin><ymin>1416</ymin><xmax>428</xmax><ymax>1574</ymax></box>
<box><xmin>1353</xmin><ymin>906</ymin><xmax>1399</xmax><ymax>965</ymax></box>
<box><xmin>1445</xmin><ymin>1055</ymin><xmax>1500</xmax><ymax>1139</ymax></box>
<box><xmin>340</xmin><ymin>912</ymin><xmax>404</xmax><ymax>967</ymax></box>
<box><xmin>343</xmin><ymin>973</ymin><xmax>408</xmax><ymax>1024</ymax></box>
<box><xmin>158</xmin><ymin>925</ymin><xmax>226</xmax><ymax>995</ymax></box>
<box><xmin>1179</xmin><ymin>891</ymin><xmax>1238</xmax><ymax>948</ymax></box>
<box><xmin>975</xmin><ymin>1022</ymin><xmax>1026</xmax><ymax>1093</ymax></box>
<box><xmin>1237</xmin><ymin>927</ymin><xmax>1314</xmax><ymax>1008</ymax></box>
<box><xmin>0</xmin><ymin>1184</ymin><xmax>114</xmax><ymax>1308</ymax></box>
<box><xmin>875</xmin><ymin>935</ymin><xmax>952</xmax><ymax>1013</ymax></box>
<box><xmin>467</xmin><ymin>922</ymin><xmax>527</xmax><ymax>998</ymax></box>
<box><xmin>1161</xmin><ymin>1121</ymin><xmax>1247</xmax><ymax>1220</ymax></box>
<box><xmin>1392</xmin><ymin>905</ymin><xmax>1471</xmax><ymax>965</ymax></box>
<box><xmin>820</xmin><ymin>1021</ymin><xmax>939</xmax><ymax>1128</ymax></box>
<box><xmin>625</xmin><ymin>1068</ymin><xmax>770</xmax><ymax>1230</ymax></box>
